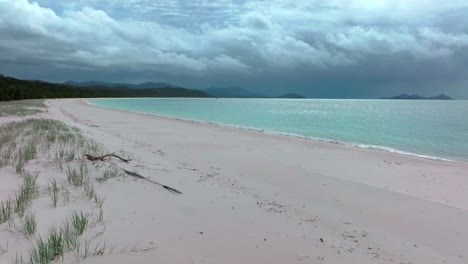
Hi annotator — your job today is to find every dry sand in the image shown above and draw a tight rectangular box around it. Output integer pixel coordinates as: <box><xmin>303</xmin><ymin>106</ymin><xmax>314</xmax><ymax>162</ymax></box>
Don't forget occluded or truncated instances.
<box><xmin>1</xmin><ymin>98</ymin><xmax>468</xmax><ymax>264</ymax></box>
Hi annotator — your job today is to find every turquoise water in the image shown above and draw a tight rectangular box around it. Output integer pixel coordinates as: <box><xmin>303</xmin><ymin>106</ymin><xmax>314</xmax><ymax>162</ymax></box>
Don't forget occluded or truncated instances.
<box><xmin>90</xmin><ymin>98</ymin><xmax>468</xmax><ymax>162</ymax></box>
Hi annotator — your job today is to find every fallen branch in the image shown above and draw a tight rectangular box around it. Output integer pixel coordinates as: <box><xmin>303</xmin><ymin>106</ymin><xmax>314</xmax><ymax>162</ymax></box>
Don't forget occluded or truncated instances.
<box><xmin>84</xmin><ymin>153</ymin><xmax>181</xmax><ymax>194</ymax></box>
<box><xmin>123</xmin><ymin>169</ymin><xmax>182</xmax><ymax>195</ymax></box>
<box><xmin>85</xmin><ymin>153</ymin><xmax>131</xmax><ymax>163</ymax></box>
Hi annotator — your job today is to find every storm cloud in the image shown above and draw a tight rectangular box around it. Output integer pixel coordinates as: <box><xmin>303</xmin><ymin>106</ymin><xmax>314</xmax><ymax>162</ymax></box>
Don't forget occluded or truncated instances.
<box><xmin>1</xmin><ymin>0</ymin><xmax>468</xmax><ymax>98</ymax></box>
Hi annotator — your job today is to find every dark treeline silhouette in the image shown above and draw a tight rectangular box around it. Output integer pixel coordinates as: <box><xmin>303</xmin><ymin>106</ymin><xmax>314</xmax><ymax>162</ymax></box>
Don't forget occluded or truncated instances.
<box><xmin>0</xmin><ymin>75</ymin><xmax>209</xmax><ymax>101</ymax></box>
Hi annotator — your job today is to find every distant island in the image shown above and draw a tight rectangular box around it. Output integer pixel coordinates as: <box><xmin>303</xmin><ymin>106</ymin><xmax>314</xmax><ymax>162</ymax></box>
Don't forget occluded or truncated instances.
<box><xmin>381</xmin><ymin>94</ymin><xmax>454</xmax><ymax>100</ymax></box>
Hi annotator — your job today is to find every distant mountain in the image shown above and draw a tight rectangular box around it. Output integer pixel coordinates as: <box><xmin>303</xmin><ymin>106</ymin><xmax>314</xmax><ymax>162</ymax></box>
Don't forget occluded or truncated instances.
<box><xmin>204</xmin><ymin>86</ymin><xmax>265</xmax><ymax>98</ymax></box>
<box><xmin>278</xmin><ymin>93</ymin><xmax>305</xmax><ymax>99</ymax></box>
<box><xmin>133</xmin><ymin>82</ymin><xmax>175</xmax><ymax>89</ymax></box>
<box><xmin>65</xmin><ymin>81</ymin><xmax>176</xmax><ymax>89</ymax></box>
<box><xmin>382</xmin><ymin>94</ymin><xmax>454</xmax><ymax>100</ymax></box>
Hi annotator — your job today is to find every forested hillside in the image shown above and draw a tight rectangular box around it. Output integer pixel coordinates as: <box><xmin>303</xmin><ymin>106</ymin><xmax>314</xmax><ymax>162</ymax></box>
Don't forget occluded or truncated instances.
<box><xmin>0</xmin><ymin>75</ymin><xmax>209</xmax><ymax>101</ymax></box>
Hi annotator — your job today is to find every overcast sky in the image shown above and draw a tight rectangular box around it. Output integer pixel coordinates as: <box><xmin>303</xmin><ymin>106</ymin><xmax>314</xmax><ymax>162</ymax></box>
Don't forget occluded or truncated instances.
<box><xmin>1</xmin><ymin>0</ymin><xmax>468</xmax><ymax>98</ymax></box>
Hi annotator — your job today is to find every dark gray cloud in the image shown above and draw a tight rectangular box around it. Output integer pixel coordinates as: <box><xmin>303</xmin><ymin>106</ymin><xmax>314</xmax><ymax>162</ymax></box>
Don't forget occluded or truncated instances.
<box><xmin>1</xmin><ymin>0</ymin><xmax>468</xmax><ymax>98</ymax></box>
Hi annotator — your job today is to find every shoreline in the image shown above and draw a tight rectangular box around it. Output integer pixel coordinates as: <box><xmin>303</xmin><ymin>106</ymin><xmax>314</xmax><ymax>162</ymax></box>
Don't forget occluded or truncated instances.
<box><xmin>4</xmin><ymin>98</ymin><xmax>462</xmax><ymax>264</ymax></box>
<box><xmin>66</xmin><ymin>98</ymin><xmax>468</xmax><ymax>210</ymax></box>
<box><xmin>86</xmin><ymin>98</ymin><xmax>463</xmax><ymax>165</ymax></box>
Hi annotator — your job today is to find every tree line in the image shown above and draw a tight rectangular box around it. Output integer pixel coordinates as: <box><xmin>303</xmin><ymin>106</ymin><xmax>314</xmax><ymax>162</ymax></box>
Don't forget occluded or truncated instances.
<box><xmin>0</xmin><ymin>75</ymin><xmax>209</xmax><ymax>101</ymax></box>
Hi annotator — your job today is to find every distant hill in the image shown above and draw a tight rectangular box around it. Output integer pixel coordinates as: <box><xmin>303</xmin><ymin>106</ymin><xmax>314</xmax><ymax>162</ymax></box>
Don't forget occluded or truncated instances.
<box><xmin>428</xmin><ymin>94</ymin><xmax>454</xmax><ymax>100</ymax></box>
<box><xmin>204</xmin><ymin>86</ymin><xmax>265</xmax><ymax>98</ymax></box>
<box><xmin>0</xmin><ymin>75</ymin><xmax>209</xmax><ymax>101</ymax></box>
<box><xmin>278</xmin><ymin>93</ymin><xmax>305</xmax><ymax>99</ymax></box>
<box><xmin>65</xmin><ymin>81</ymin><xmax>176</xmax><ymax>89</ymax></box>
<box><xmin>382</xmin><ymin>94</ymin><xmax>454</xmax><ymax>100</ymax></box>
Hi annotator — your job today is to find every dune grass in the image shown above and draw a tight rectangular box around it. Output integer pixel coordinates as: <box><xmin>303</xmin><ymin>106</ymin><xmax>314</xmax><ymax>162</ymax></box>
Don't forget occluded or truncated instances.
<box><xmin>0</xmin><ymin>100</ymin><xmax>45</xmax><ymax>117</ymax></box>
<box><xmin>61</xmin><ymin>185</ymin><xmax>70</xmax><ymax>206</ymax></box>
<box><xmin>93</xmin><ymin>195</ymin><xmax>106</xmax><ymax>223</ymax></box>
<box><xmin>83</xmin><ymin>181</ymin><xmax>95</xmax><ymax>200</ymax></box>
<box><xmin>0</xmin><ymin>117</ymin><xmax>115</xmax><ymax>263</ymax></box>
<box><xmin>0</xmin><ymin>119</ymin><xmax>104</xmax><ymax>172</ymax></box>
<box><xmin>19</xmin><ymin>213</ymin><xmax>37</xmax><ymax>237</ymax></box>
<box><xmin>14</xmin><ymin>211</ymin><xmax>90</xmax><ymax>264</ymax></box>
<box><xmin>93</xmin><ymin>194</ymin><xmax>105</xmax><ymax>209</ymax></box>
<box><xmin>96</xmin><ymin>166</ymin><xmax>125</xmax><ymax>183</ymax></box>
<box><xmin>61</xmin><ymin>222</ymin><xmax>79</xmax><ymax>251</ymax></box>
<box><xmin>0</xmin><ymin>172</ymin><xmax>38</xmax><ymax>224</ymax></box>
<box><xmin>0</xmin><ymin>199</ymin><xmax>13</xmax><ymax>224</ymax></box>
<box><xmin>65</xmin><ymin>161</ymin><xmax>91</xmax><ymax>189</ymax></box>
<box><xmin>97</xmin><ymin>208</ymin><xmax>104</xmax><ymax>223</ymax></box>
<box><xmin>70</xmin><ymin>211</ymin><xmax>88</xmax><ymax>236</ymax></box>
<box><xmin>14</xmin><ymin>172</ymin><xmax>38</xmax><ymax>218</ymax></box>
<box><xmin>47</xmin><ymin>179</ymin><xmax>60</xmax><ymax>208</ymax></box>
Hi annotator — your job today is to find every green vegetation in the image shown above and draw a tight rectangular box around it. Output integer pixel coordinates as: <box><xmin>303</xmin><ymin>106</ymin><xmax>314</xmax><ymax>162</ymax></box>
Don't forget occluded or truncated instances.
<box><xmin>94</xmin><ymin>195</ymin><xmax>105</xmax><ymax>223</ymax></box>
<box><xmin>61</xmin><ymin>221</ymin><xmax>79</xmax><ymax>251</ymax></box>
<box><xmin>0</xmin><ymin>75</ymin><xmax>210</xmax><ymax>101</ymax></box>
<box><xmin>14</xmin><ymin>172</ymin><xmax>38</xmax><ymax>217</ymax></box>
<box><xmin>0</xmin><ymin>115</ymin><xmax>117</xmax><ymax>264</ymax></box>
<box><xmin>30</xmin><ymin>236</ymin><xmax>57</xmax><ymax>263</ymax></box>
<box><xmin>61</xmin><ymin>185</ymin><xmax>70</xmax><ymax>206</ymax></box>
<box><xmin>0</xmin><ymin>199</ymin><xmax>13</xmax><ymax>224</ymax></box>
<box><xmin>66</xmin><ymin>165</ymin><xmax>87</xmax><ymax>187</ymax></box>
<box><xmin>14</xmin><ymin>211</ymin><xmax>90</xmax><ymax>264</ymax></box>
<box><xmin>97</xmin><ymin>208</ymin><xmax>104</xmax><ymax>223</ymax></box>
<box><xmin>19</xmin><ymin>213</ymin><xmax>37</xmax><ymax>237</ymax></box>
<box><xmin>26</xmin><ymin>228</ymin><xmax>67</xmax><ymax>263</ymax></box>
<box><xmin>83</xmin><ymin>181</ymin><xmax>95</xmax><ymax>200</ymax></box>
<box><xmin>0</xmin><ymin>119</ymin><xmax>101</xmax><ymax>172</ymax></box>
<box><xmin>48</xmin><ymin>179</ymin><xmax>60</xmax><ymax>208</ymax></box>
<box><xmin>0</xmin><ymin>172</ymin><xmax>37</xmax><ymax>226</ymax></box>
<box><xmin>94</xmin><ymin>195</ymin><xmax>105</xmax><ymax>209</ymax></box>
<box><xmin>96</xmin><ymin>166</ymin><xmax>125</xmax><ymax>183</ymax></box>
<box><xmin>70</xmin><ymin>211</ymin><xmax>88</xmax><ymax>236</ymax></box>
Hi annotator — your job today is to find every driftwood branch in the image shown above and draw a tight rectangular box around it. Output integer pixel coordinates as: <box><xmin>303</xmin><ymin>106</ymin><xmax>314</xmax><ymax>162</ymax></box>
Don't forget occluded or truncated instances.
<box><xmin>123</xmin><ymin>169</ymin><xmax>182</xmax><ymax>195</ymax></box>
<box><xmin>85</xmin><ymin>153</ymin><xmax>131</xmax><ymax>163</ymax></box>
<box><xmin>84</xmin><ymin>152</ymin><xmax>181</xmax><ymax>194</ymax></box>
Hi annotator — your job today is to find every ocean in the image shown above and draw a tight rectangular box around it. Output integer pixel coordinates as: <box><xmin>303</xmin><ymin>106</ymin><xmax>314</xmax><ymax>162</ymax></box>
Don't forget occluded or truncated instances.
<box><xmin>89</xmin><ymin>98</ymin><xmax>468</xmax><ymax>162</ymax></box>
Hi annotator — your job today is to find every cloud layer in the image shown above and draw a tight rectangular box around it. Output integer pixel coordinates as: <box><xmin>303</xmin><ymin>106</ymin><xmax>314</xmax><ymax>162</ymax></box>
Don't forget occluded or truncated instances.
<box><xmin>1</xmin><ymin>0</ymin><xmax>468</xmax><ymax>97</ymax></box>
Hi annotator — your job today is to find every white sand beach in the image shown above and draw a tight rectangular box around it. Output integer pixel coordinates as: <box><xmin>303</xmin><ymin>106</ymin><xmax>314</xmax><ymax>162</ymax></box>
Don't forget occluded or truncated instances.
<box><xmin>1</xmin><ymin>99</ymin><xmax>467</xmax><ymax>264</ymax></box>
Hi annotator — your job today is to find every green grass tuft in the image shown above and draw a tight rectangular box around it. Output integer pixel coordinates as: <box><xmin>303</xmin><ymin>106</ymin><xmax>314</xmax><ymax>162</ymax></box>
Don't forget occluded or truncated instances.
<box><xmin>96</xmin><ymin>167</ymin><xmax>123</xmax><ymax>183</ymax></box>
<box><xmin>17</xmin><ymin>211</ymin><xmax>91</xmax><ymax>264</ymax></box>
<box><xmin>14</xmin><ymin>172</ymin><xmax>38</xmax><ymax>217</ymax></box>
<box><xmin>47</xmin><ymin>227</ymin><xmax>64</xmax><ymax>260</ymax></box>
<box><xmin>61</xmin><ymin>185</ymin><xmax>70</xmax><ymax>206</ymax></box>
<box><xmin>28</xmin><ymin>236</ymin><xmax>56</xmax><ymax>264</ymax></box>
<box><xmin>20</xmin><ymin>213</ymin><xmax>37</xmax><ymax>237</ymax></box>
<box><xmin>70</xmin><ymin>211</ymin><xmax>88</xmax><ymax>236</ymax></box>
<box><xmin>48</xmin><ymin>179</ymin><xmax>60</xmax><ymax>207</ymax></box>
<box><xmin>66</xmin><ymin>165</ymin><xmax>87</xmax><ymax>187</ymax></box>
<box><xmin>83</xmin><ymin>182</ymin><xmax>95</xmax><ymax>200</ymax></box>
<box><xmin>61</xmin><ymin>222</ymin><xmax>79</xmax><ymax>251</ymax></box>
<box><xmin>0</xmin><ymin>199</ymin><xmax>13</xmax><ymax>224</ymax></box>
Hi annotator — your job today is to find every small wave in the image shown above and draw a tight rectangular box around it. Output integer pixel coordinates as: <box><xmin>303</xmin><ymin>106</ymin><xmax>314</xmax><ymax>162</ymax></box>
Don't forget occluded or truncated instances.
<box><xmin>249</xmin><ymin>130</ymin><xmax>456</xmax><ymax>162</ymax></box>
<box><xmin>350</xmin><ymin>144</ymin><xmax>454</xmax><ymax>162</ymax></box>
